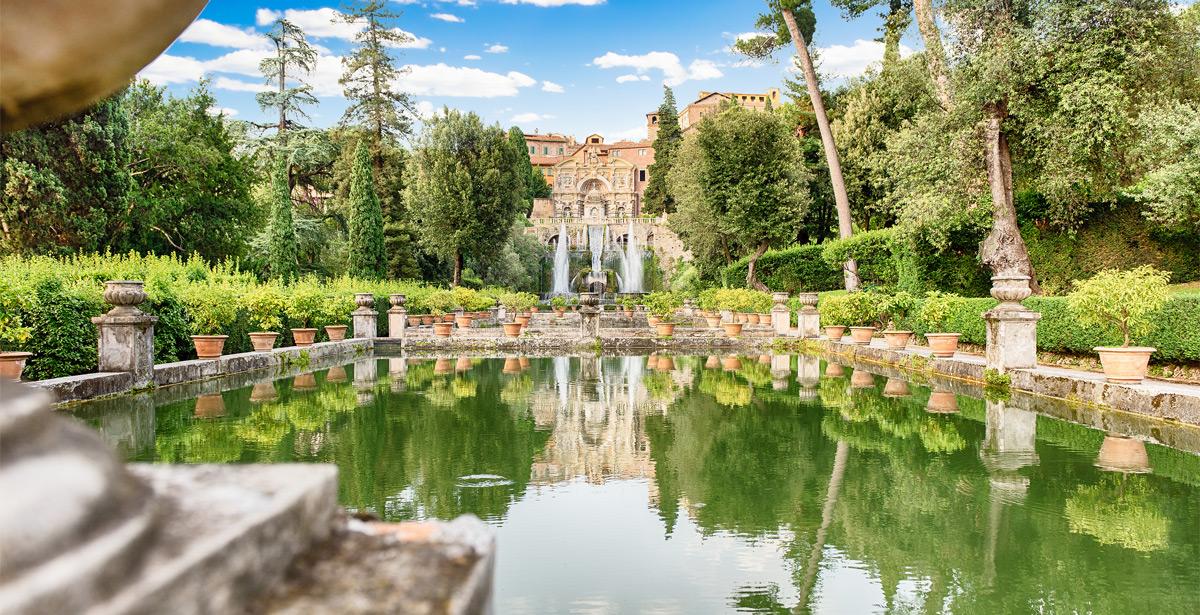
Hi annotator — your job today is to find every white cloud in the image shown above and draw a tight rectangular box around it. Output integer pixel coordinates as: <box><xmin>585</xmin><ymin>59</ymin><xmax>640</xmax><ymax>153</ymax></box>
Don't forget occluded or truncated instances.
<box><xmin>592</xmin><ymin>51</ymin><xmax>723</xmax><ymax>86</ymax></box>
<box><xmin>204</xmin><ymin>49</ymin><xmax>270</xmax><ymax>77</ymax></box>
<box><xmin>500</xmin><ymin>0</ymin><xmax>606</xmax><ymax>5</ymax></box>
<box><xmin>208</xmin><ymin>106</ymin><xmax>240</xmax><ymax>117</ymax></box>
<box><xmin>615</xmin><ymin>74</ymin><xmax>650</xmax><ymax>84</ymax></box>
<box><xmin>464</xmin><ymin>54</ymin><xmax>482</xmax><ymax>60</ymax></box>
<box><xmin>813</xmin><ymin>38</ymin><xmax>915</xmax><ymax>80</ymax></box>
<box><xmin>511</xmin><ymin>112</ymin><xmax>554</xmax><ymax>123</ymax></box>
<box><xmin>485</xmin><ymin>44</ymin><xmax>509</xmax><ymax>54</ymax></box>
<box><xmin>179</xmin><ymin>19</ymin><xmax>269</xmax><ymax>49</ymax></box>
<box><xmin>139</xmin><ymin>54</ymin><xmax>207</xmax><ymax>84</ymax></box>
<box><xmin>255</xmin><ymin>8</ymin><xmax>280</xmax><ymax>26</ymax></box>
<box><xmin>254</xmin><ymin>7</ymin><xmax>361</xmax><ymax>39</ymax></box>
<box><xmin>395</xmin><ymin>64</ymin><xmax>537</xmax><ymax>97</ymax></box>
<box><xmin>213</xmin><ymin>76</ymin><xmax>269</xmax><ymax>93</ymax></box>
<box><xmin>541</xmin><ymin>80</ymin><xmax>565</xmax><ymax>93</ymax></box>
<box><xmin>431</xmin><ymin>13</ymin><xmax>464</xmax><ymax>22</ymax></box>
<box><xmin>389</xmin><ymin>28</ymin><xmax>433</xmax><ymax>49</ymax></box>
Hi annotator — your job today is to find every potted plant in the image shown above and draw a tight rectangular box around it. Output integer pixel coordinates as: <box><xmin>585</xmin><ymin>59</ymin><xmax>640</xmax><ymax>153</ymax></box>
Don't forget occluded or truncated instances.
<box><xmin>321</xmin><ymin>293</ymin><xmax>355</xmax><ymax>342</ymax></box>
<box><xmin>241</xmin><ymin>285</ymin><xmax>286</xmax><ymax>352</ymax></box>
<box><xmin>819</xmin><ymin>295</ymin><xmax>850</xmax><ymax>341</ymax></box>
<box><xmin>551</xmin><ymin>295</ymin><xmax>568</xmax><ymax>317</ymax></box>
<box><xmin>286</xmin><ymin>282</ymin><xmax>325</xmax><ymax>347</ymax></box>
<box><xmin>0</xmin><ymin>297</ymin><xmax>33</xmax><ymax>380</ymax></box>
<box><xmin>644</xmin><ymin>291</ymin><xmax>682</xmax><ymax>337</ymax></box>
<box><xmin>183</xmin><ymin>284</ymin><xmax>236</xmax><ymax>359</ymax></box>
<box><xmin>427</xmin><ymin>290</ymin><xmax>456</xmax><ymax>337</ymax></box>
<box><xmin>917</xmin><ymin>291</ymin><xmax>964</xmax><ymax>357</ymax></box>
<box><xmin>717</xmin><ymin>293</ymin><xmax>744</xmax><ymax>338</ymax></box>
<box><xmin>1068</xmin><ymin>266</ymin><xmax>1170</xmax><ymax>384</ymax></box>
<box><xmin>880</xmin><ymin>292</ymin><xmax>916</xmax><ymax>350</ymax></box>
<box><xmin>839</xmin><ymin>292</ymin><xmax>883</xmax><ymax>345</ymax></box>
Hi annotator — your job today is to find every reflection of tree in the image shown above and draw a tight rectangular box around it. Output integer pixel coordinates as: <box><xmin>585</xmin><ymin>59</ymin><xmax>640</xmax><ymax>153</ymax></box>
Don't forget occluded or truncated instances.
<box><xmin>698</xmin><ymin>370</ymin><xmax>753</xmax><ymax>408</ymax></box>
<box><xmin>1065</xmin><ymin>474</ymin><xmax>1169</xmax><ymax>552</ymax></box>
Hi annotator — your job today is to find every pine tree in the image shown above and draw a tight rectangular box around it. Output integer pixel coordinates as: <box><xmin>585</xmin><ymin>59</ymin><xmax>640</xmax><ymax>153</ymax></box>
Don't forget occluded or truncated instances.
<box><xmin>643</xmin><ymin>86</ymin><xmax>682</xmax><ymax>215</ymax></box>
<box><xmin>257</xmin><ymin>19</ymin><xmax>318</xmax><ymax>141</ymax></box>
<box><xmin>267</xmin><ymin>155</ymin><xmax>299</xmax><ymax>282</ymax></box>
<box><xmin>347</xmin><ymin>140</ymin><xmax>387</xmax><ymax>278</ymax></box>
<box><xmin>339</xmin><ymin>0</ymin><xmax>416</xmax><ymax>172</ymax></box>
<box><xmin>507</xmin><ymin>126</ymin><xmax>536</xmax><ymax>215</ymax></box>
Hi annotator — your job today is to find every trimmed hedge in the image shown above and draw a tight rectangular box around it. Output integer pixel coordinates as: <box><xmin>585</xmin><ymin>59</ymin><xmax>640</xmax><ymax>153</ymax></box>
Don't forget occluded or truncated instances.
<box><xmin>721</xmin><ymin>244</ymin><xmax>843</xmax><ymax>292</ymax></box>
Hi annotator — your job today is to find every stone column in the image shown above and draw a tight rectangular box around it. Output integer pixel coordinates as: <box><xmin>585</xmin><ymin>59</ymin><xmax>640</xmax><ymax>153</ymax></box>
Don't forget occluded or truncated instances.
<box><xmin>796</xmin><ymin>292</ymin><xmax>820</xmax><ymax>338</ymax></box>
<box><xmin>91</xmin><ymin>280</ymin><xmax>157</xmax><ymax>389</ymax></box>
<box><xmin>771</xmin><ymin>292</ymin><xmax>791</xmax><ymax>335</ymax></box>
<box><xmin>983</xmin><ymin>275</ymin><xmax>1041</xmax><ymax>373</ymax></box>
<box><xmin>578</xmin><ymin>291</ymin><xmax>601</xmax><ymax>340</ymax></box>
<box><xmin>352</xmin><ymin>293</ymin><xmax>377</xmax><ymax>339</ymax></box>
<box><xmin>387</xmin><ymin>294</ymin><xmax>407</xmax><ymax>339</ymax></box>
<box><xmin>683</xmin><ymin>298</ymin><xmax>697</xmax><ymax>318</ymax></box>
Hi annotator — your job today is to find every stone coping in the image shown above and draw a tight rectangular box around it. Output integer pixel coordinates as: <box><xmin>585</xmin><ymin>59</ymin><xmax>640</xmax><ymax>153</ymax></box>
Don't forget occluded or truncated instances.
<box><xmin>814</xmin><ymin>337</ymin><xmax>1200</xmax><ymax>428</ymax></box>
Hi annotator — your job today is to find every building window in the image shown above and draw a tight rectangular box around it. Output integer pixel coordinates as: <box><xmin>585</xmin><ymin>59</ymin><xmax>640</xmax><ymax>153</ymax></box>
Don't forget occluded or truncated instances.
<box><xmin>639</xmin><ymin>169</ymin><xmax>646</xmax><ymax>182</ymax></box>
<box><xmin>529</xmin><ymin>145</ymin><xmax>535</xmax><ymax>154</ymax></box>
<box><xmin>638</xmin><ymin>149</ymin><xmax>646</xmax><ymax>156</ymax></box>
<box><xmin>612</xmin><ymin>150</ymin><xmax>620</xmax><ymax>157</ymax></box>
<box><xmin>558</xmin><ymin>147</ymin><xmax>564</xmax><ymax>155</ymax></box>
<box><xmin>543</xmin><ymin>146</ymin><xmax>549</xmax><ymax>155</ymax></box>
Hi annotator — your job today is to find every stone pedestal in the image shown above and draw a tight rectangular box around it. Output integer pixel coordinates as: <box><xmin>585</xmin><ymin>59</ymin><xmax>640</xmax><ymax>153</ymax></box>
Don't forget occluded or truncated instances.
<box><xmin>796</xmin><ymin>292</ymin><xmax>820</xmax><ymax>338</ymax></box>
<box><xmin>982</xmin><ymin>275</ymin><xmax>1040</xmax><ymax>372</ymax></box>
<box><xmin>352</xmin><ymin>293</ymin><xmax>378</xmax><ymax>340</ymax></box>
<box><xmin>770</xmin><ymin>354</ymin><xmax>791</xmax><ymax>389</ymax></box>
<box><xmin>387</xmin><ymin>294</ymin><xmax>407</xmax><ymax>339</ymax></box>
<box><xmin>578</xmin><ymin>292</ymin><xmax>601</xmax><ymax>339</ymax></box>
<box><xmin>771</xmin><ymin>292</ymin><xmax>791</xmax><ymax>335</ymax></box>
<box><xmin>91</xmin><ymin>280</ymin><xmax>157</xmax><ymax>389</ymax></box>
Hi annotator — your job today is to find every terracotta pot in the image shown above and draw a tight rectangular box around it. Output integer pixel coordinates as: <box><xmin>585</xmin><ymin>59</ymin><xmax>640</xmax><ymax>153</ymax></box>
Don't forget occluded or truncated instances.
<box><xmin>705</xmin><ymin>355</ymin><xmax>721</xmax><ymax>369</ymax></box>
<box><xmin>882</xmin><ymin>378</ymin><xmax>911</xmax><ymax>397</ymax></box>
<box><xmin>531</xmin><ymin>307</ymin><xmax>539</xmax><ymax>313</ymax></box>
<box><xmin>925</xmin><ymin>333</ymin><xmax>961</xmax><ymax>358</ymax></box>
<box><xmin>503</xmin><ymin>323</ymin><xmax>523</xmax><ymax>338</ymax></box>
<box><xmin>433</xmin><ymin>322</ymin><xmax>454</xmax><ymax>337</ymax></box>
<box><xmin>455</xmin><ymin>357</ymin><xmax>472</xmax><ymax>372</ymax></box>
<box><xmin>502</xmin><ymin>358</ymin><xmax>521</xmax><ymax>374</ymax></box>
<box><xmin>624</xmin><ymin>309</ymin><xmax>634</xmax><ymax>318</ymax></box>
<box><xmin>705</xmin><ymin>316</ymin><xmax>722</xmax><ymax>328</ymax></box>
<box><xmin>555</xmin><ymin>307</ymin><xmax>566</xmax><ymax>317</ymax></box>
<box><xmin>291</xmin><ymin>328</ymin><xmax>318</xmax><ymax>347</ymax></box>
<box><xmin>824</xmin><ymin>326</ymin><xmax>847</xmax><ymax>341</ymax></box>
<box><xmin>758</xmin><ymin>354</ymin><xmax>771</xmax><ymax>364</ymax></box>
<box><xmin>850</xmin><ymin>370</ymin><xmax>876</xmax><ymax>389</ymax></box>
<box><xmin>408</xmin><ymin>316</ymin><xmax>422</xmax><ymax>327</ymax></box>
<box><xmin>515</xmin><ymin>315</ymin><xmax>531</xmax><ymax>326</ymax></box>
<box><xmin>647</xmin><ymin>315</ymin><xmax>661</xmax><ymax>327</ymax></box>
<box><xmin>656</xmin><ymin>356</ymin><xmax>675</xmax><ymax>371</ymax></box>
<box><xmin>748</xmin><ymin>313</ymin><xmax>760</xmax><ymax>325</ymax></box>
<box><xmin>1095</xmin><ymin>346</ymin><xmax>1155</xmax><ymax>384</ymax></box>
<box><xmin>249</xmin><ymin>332</ymin><xmax>278</xmax><ymax>353</ymax></box>
<box><xmin>455</xmin><ymin>315</ymin><xmax>473</xmax><ymax>329</ymax></box>
<box><xmin>1096</xmin><ymin>434</ymin><xmax>1151</xmax><ymax>473</ymax></box>
<box><xmin>434</xmin><ymin>358</ymin><xmax>453</xmax><ymax>374</ymax></box>
<box><xmin>326</xmin><ymin>366</ymin><xmax>347</xmax><ymax>383</ymax></box>
<box><xmin>824</xmin><ymin>363</ymin><xmax>845</xmax><ymax>377</ymax></box>
<box><xmin>293</xmin><ymin>372</ymin><xmax>318</xmax><ymax>391</ymax></box>
<box><xmin>848</xmin><ymin>327</ymin><xmax>877</xmax><ymax>345</ymax></box>
<box><xmin>882</xmin><ymin>330</ymin><xmax>913</xmax><ymax>350</ymax></box>
<box><xmin>193</xmin><ymin>394</ymin><xmax>225</xmax><ymax>418</ymax></box>
<box><xmin>325</xmin><ymin>325</ymin><xmax>348</xmax><ymax>342</ymax></box>
<box><xmin>442</xmin><ymin>314</ymin><xmax>455</xmax><ymax>323</ymax></box>
<box><xmin>759</xmin><ymin>314</ymin><xmax>772</xmax><ymax>326</ymax></box>
<box><xmin>0</xmin><ymin>351</ymin><xmax>34</xmax><ymax>381</ymax></box>
<box><xmin>655</xmin><ymin>322</ymin><xmax>676</xmax><ymax>337</ymax></box>
<box><xmin>191</xmin><ymin>335</ymin><xmax>228</xmax><ymax>359</ymax></box>
<box><xmin>926</xmin><ymin>389</ymin><xmax>958</xmax><ymax>413</ymax></box>
<box><xmin>249</xmin><ymin>382</ymin><xmax>278</xmax><ymax>403</ymax></box>
<box><xmin>722</xmin><ymin>355</ymin><xmax>742</xmax><ymax>371</ymax></box>
<box><xmin>722</xmin><ymin>322</ymin><xmax>744</xmax><ymax>338</ymax></box>
<box><xmin>422</xmin><ymin>315</ymin><xmax>435</xmax><ymax>326</ymax></box>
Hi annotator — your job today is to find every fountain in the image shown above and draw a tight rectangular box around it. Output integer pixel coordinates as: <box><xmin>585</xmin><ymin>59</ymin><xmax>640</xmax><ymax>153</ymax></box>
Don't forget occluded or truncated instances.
<box><xmin>552</xmin><ymin>222</ymin><xmax>570</xmax><ymax>295</ymax></box>
<box><xmin>622</xmin><ymin>221</ymin><xmax>643</xmax><ymax>294</ymax></box>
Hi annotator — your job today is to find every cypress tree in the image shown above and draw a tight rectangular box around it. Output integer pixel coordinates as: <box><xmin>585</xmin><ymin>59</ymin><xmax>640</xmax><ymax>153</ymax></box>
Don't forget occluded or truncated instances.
<box><xmin>267</xmin><ymin>155</ymin><xmax>299</xmax><ymax>282</ymax></box>
<box><xmin>507</xmin><ymin>126</ymin><xmax>536</xmax><ymax>216</ymax></box>
<box><xmin>347</xmin><ymin>140</ymin><xmax>387</xmax><ymax>278</ymax></box>
<box><xmin>643</xmin><ymin>86</ymin><xmax>682</xmax><ymax>215</ymax></box>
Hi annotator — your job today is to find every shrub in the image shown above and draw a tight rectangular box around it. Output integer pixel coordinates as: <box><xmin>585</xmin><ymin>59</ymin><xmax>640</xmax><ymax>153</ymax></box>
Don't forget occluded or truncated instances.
<box><xmin>240</xmin><ymin>284</ymin><xmax>287</xmax><ymax>332</ymax></box>
<box><xmin>820</xmin><ymin>228</ymin><xmax>900</xmax><ymax>289</ymax></box>
<box><xmin>1067</xmin><ymin>267</ymin><xmax>1171</xmax><ymax>347</ymax></box>
<box><xmin>286</xmin><ymin>280</ymin><xmax>327</xmax><ymax>329</ymax></box>
<box><xmin>425</xmin><ymin>289</ymin><xmax>456</xmax><ymax>316</ymax></box>
<box><xmin>722</xmin><ymin>244</ymin><xmax>843</xmax><ymax>292</ymax></box>
<box><xmin>550</xmin><ymin>296</ymin><xmax>567</xmax><ymax>309</ymax></box>
<box><xmin>643</xmin><ymin>291</ymin><xmax>683</xmax><ymax>320</ymax></box>
<box><xmin>180</xmin><ymin>284</ymin><xmax>239</xmax><ymax>335</ymax></box>
<box><xmin>820</xmin><ymin>292</ymin><xmax>886</xmax><ymax>327</ymax></box>
<box><xmin>915</xmin><ymin>291</ymin><xmax>966</xmax><ymax>332</ymax></box>
<box><xmin>880</xmin><ymin>291</ymin><xmax>916</xmax><ymax>330</ymax></box>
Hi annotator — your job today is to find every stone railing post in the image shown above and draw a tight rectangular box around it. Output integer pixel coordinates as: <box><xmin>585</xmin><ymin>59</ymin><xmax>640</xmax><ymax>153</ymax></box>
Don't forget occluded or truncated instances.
<box><xmin>387</xmin><ymin>294</ymin><xmax>407</xmax><ymax>339</ymax></box>
<box><xmin>578</xmin><ymin>291</ymin><xmax>601</xmax><ymax>339</ymax></box>
<box><xmin>352</xmin><ymin>293</ymin><xmax>378</xmax><ymax>339</ymax></box>
<box><xmin>771</xmin><ymin>292</ymin><xmax>791</xmax><ymax>335</ymax></box>
<box><xmin>92</xmin><ymin>280</ymin><xmax>157</xmax><ymax>388</ymax></box>
<box><xmin>983</xmin><ymin>275</ymin><xmax>1041</xmax><ymax>373</ymax></box>
<box><xmin>797</xmin><ymin>292</ymin><xmax>820</xmax><ymax>338</ymax></box>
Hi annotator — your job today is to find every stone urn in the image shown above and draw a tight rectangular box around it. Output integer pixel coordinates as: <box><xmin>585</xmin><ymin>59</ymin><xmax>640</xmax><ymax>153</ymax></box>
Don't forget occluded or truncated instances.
<box><xmin>848</xmin><ymin>326</ymin><xmax>877</xmax><ymax>345</ymax></box>
<box><xmin>354</xmin><ymin>293</ymin><xmax>375</xmax><ymax>311</ymax></box>
<box><xmin>0</xmin><ymin>350</ymin><xmax>34</xmax><ymax>381</ymax></box>
<box><xmin>925</xmin><ymin>333</ymin><xmax>961</xmax><ymax>357</ymax></box>
<box><xmin>797</xmin><ymin>293</ymin><xmax>819</xmax><ymax>310</ymax></box>
<box><xmin>926</xmin><ymin>389</ymin><xmax>959</xmax><ymax>413</ymax></box>
<box><xmin>191</xmin><ymin>335</ymin><xmax>228</xmax><ymax>359</ymax></box>
<box><xmin>248</xmin><ymin>332</ymin><xmax>278</xmax><ymax>353</ymax></box>
<box><xmin>1094</xmin><ymin>346</ymin><xmax>1156</xmax><ymax>384</ymax></box>
<box><xmin>101</xmin><ymin>280</ymin><xmax>149</xmax><ymax>316</ymax></box>
<box><xmin>990</xmin><ymin>275</ymin><xmax>1033</xmax><ymax>309</ymax></box>
<box><xmin>291</xmin><ymin>328</ymin><xmax>318</xmax><ymax>347</ymax></box>
<box><xmin>824</xmin><ymin>325</ymin><xmax>847</xmax><ymax>341</ymax></box>
<box><xmin>324</xmin><ymin>325</ymin><xmax>348</xmax><ymax>342</ymax></box>
<box><xmin>389</xmin><ymin>294</ymin><xmax>406</xmax><ymax>309</ymax></box>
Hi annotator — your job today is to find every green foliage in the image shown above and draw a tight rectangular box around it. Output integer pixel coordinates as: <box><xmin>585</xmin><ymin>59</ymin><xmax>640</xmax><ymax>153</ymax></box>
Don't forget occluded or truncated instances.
<box><xmin>180</xmin><ymin>284</ymin><xmax>239</xmax><ymax>335</ymax></box>
<box><xmin>820</xmin><ymin>228</ymin><xmax>900</xmax><ymax>289</ymax></box>
<box><xmin>550</xmin><ymin>296</ymin><xmax>567</xmax><ymax>309</ymax></box>
<box><xmin>1068</xmin><ymin>266</ymin><xmax>1171</xmax><ymax>347</ymax></box>
<box><xmin>240</xmin><ymin>284</ymin><xmax>287</xmax><ymax>332</ymax></box>
<box><xmin>819</xmin><ymin>291</ymin><xmax>886</xmax><ymax>327</ymax></box>
<box><xmin>643</xmin><ymin>86</ymin><xmax>682</xmax><ymax>215</ymax></box>
<box><xmin>643</xmin><ymin>291</ymin><xmax>683</xmax><ymax>320</ymax></box>
<box><xmin>285</xmin><ymin>279</ymin><xmax>327</xmax><ymax>328</ymax></box>
<box><xmin>915</xmin><ymin>291</ymin><xmax>966</xmax><ymax>332</ymax></box>
<box><xmin>721</xmin><ymin>244</ymin><xmax>842</xmax><ymax>293</ymax></box>
<box><xmin>338</xmin><ymin>0</ymin><xmax>415</xmax><ymax>144</ymax></box>
<box><xmin>347</xmin><ymin>141</ymin><xmax>387</xmax><ymax>278</ymax></box>
<box><xmin>22</xmin><ymin>279</ymin><xmax>103</xmax><ymax>381</ymax></box>
<box><xmin>257</xmin><ymin>18</ymin><xmax>318</xmax><ymax>134</ymax></box>
<box><xmin>508</xmin><ymin>126</ymin><xmax>537</xmax><ymax>216</ymax></box>
<box><xmin>699</xmin><ymin>288</ymin><xmax>771</xmax><ymax>313</ymax></box>
<box><xmin>1065</xmin><ymin>475</ymin><xmax>1170</xmax><ymax>553</ymax></box>
<box><xmin>498</xmin><ymin>291</ymin><xmax>537</xmax><ymax>313</ymax></box>
<box><xmin>267</xmin><ymin>156</ymin><xmax>300</xmax><ymax>282</ymax></box>
<box><xmin>1126</xmin><ymin>100</ymin><xmax>1200</xmax><ymax>234</ymax></box>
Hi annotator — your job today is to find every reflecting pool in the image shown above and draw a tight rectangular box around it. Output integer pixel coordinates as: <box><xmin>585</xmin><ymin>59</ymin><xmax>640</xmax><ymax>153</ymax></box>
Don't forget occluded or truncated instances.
<box><xmin>73</xmin><ymin>355</ymin><xmax>1200</xmax><ymax>614</ymax></box>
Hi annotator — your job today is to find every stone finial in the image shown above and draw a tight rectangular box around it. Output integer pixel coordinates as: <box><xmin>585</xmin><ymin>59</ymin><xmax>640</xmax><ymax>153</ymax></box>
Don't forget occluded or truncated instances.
<box><xmin>389</xmin><ymin>294</ymin><xmax>406</xmax><ymax>309</ymax></box>
<box><xmin>772</xmin><ymin>292</ymin><xmax>789</xmax><ymax>308</ymax></box>
<box><xmin>796</xmin><ymin>292</ymin><xmax>819</xmax><ymax>311</ymax></box>
<box><xmin>101</xmin><ymin>280</ymin><xmax>148</xmax><ymax>316</ymax></box>
<box><xmin>989</xmin><ymin>275</ymin><xmax>1033</xmax><ymax>309</ymax></box>
<box><xmin>92</xmin><ymin>281</ymin><xmax>157</xmax><ymax>388</ymax></box>
<box><xmin>354</xmin><ymin>293</ymin><xmax>376</xmax><ymax>312</ymax></box>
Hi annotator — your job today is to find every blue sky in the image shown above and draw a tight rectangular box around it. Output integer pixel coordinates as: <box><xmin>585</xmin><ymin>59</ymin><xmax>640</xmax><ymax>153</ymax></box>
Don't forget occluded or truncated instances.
<box><xmin>141</xmin><ymin>0</ymin><xmax>922</xmax><ymax>142</ymax></box>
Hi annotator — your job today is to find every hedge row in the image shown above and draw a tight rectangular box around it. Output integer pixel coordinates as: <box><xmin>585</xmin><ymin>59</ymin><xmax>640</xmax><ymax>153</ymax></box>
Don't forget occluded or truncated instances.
<box><xmin>817</xmin><ymin>294</ymin><xmax>1200</xmax><ymax>363</ymax></box>
<box><xmin>0</xmin><ymin>253</ymin><xmax>505</xmax><ymax>380</ymax></box>
<box><xmin>721</xmin><ymin>244</ymin><xmax>844</xmax><ymax>292</ymax></box>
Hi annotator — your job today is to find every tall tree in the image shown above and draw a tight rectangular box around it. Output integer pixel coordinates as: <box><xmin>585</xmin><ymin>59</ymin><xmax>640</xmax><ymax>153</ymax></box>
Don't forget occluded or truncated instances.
<box><xmin>643</xmin><ymin>86</ymin><xmax>683</xmax><ymax>216</ymax></box>
<box><xmin>911</xmin><ymin>0</ymin><xmax>953</xmax><ymax>110</ymax></box>
<box><xmin>507</xmin><ymin>126</ymin><xmax>542</xmax><ymax>216</ymax></box>
<box><xmin>347</xmin><ymin>140</ymin><xmax>387</xmax><ymax>278</ymax></box>
<box><xmin>257</xmin><ymin>18</ymin><xmax>318</xmax><ymax>140</ymax></box>
<box><xmin>831</xmin><ymin>0</ymin><xmax>912</xmax><ymax>68</ymax></box>
<box><xmin>405</xmin><ymin>110</ymin><xmax>525</xmax><ymax>286</ymax></box>
<box><xmin>338</xmin><ymin>0</ymin><xmax>416</xmax><ymax>172</ymax></box>
<box><xmin>267</xmin><ymin>155</ymin><xmax>299</xmax><ymax>282</ymax></box>
<box><xmin>736</xmin><ymin>0</ymin><xmax>860</xmax><ymax>291</ymax></box>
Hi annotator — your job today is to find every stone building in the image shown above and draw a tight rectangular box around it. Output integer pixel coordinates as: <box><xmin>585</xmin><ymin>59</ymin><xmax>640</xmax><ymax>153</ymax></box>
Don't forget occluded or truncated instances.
<box><xmin>646</xmin><ymin>87</ymin><xmax>781</xmax><ymax>139</ymax></box>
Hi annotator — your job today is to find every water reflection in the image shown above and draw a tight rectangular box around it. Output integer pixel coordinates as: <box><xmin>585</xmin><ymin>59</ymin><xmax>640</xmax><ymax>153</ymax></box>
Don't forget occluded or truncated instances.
<box><xmin>70</xmin><ymin>354</ymin><xmax>1200</xmax><ymax>614</ymax></box>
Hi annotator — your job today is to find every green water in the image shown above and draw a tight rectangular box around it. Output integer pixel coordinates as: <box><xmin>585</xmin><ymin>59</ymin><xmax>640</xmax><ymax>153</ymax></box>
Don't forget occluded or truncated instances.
<box><xmin>73</xmin><ymin>355</ymin><xmax>1200</xmax><ymax>614</ymax></box>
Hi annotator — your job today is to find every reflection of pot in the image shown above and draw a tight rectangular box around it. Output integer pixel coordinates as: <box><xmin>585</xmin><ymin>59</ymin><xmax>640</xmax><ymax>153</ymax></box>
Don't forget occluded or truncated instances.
<box><xmin>191</xmin><ymin>335</ymin><xmax>228</xmax><ymax>359</ymax></box>
<box><xmin>324</xmin><ymin>325</ymin><xmax>348</xmax><ymax>342</ymax></box>
<box><xmin>1095</xmin><ymin>347</ymin><xmax>1156</xmax><ymax>384</ymax></box>
<box><xmin>503</xmin><ymin>323</ymin><xmax>522</xmax><ymax>338</ymax></box>
<box><xmin>656</xmin><ymin>356</ymin><xmax>675</xmax><ymax>371</ymax></box>
<box><xmin>1096</xmin><ymin>434</ymin><xmax>1151</xmax><ymax>473</ymax></box>
<box><xmin>434</xmin><ymin>358</ymin><xmax>453</xmax><ymax>375</ymax></box>
<box><xmin>848</xmin><ymin>327</ymin><xmax>876</xmax><ymax>345</ymax></box>
<box><xmin>193</xmin><ymin>393</ymin><xmax>225</xmax><ymax>418</ymax></box>
<box><xmin>249</xmin><ymin>382</ymin><xmax>278</xmax><ymax>403</ymax></box>
<box><xmin>926</xmin><ymin>389</ymin><xmax>958</xmax><ymax>413</ymax></box>
<box><xmin>0</xmin><ymin>351</ymin><xmax>34</xmax><ymax>381</ymax></box>
<box><xmin>326</xmin><ymin>366</ymin><xmax>347</xmax><ymax>383</ymax></box>
<box><xmin>824</xmin><ymin>326</ymin><xmax>847</xmax><ymax>341</ymax></box>
<box><xmin>882</xmin><ymin>330</ymin><xmax>913</xmax><ymax>350</ymax></box>
<box><xmin>882</xmin><ymin>378</ymin><xmax>911</xmax><ymax>397</ymax></box>
<box><xmin>722</xmin><ymin>356</ymin><xmax>742</xmax><ymax>371</ymax></box>
<box><xmin>758</xmin><ymin>354</ymin><xmax>771</xmax><ymax>365</ymax></box>
<box><xmin>850</xmin><ymin>370</ymin><xmax>876</xmax><ymax>389</ymax></box>
<box><xmin>291</xmin><ymin>328</ymin><xmax>318</xmax><ymax>347</ymax></box>
<box><xmin>433</xmin><ymin>322</ymin><xmax>454</xmax><ymax>337</ymax></box>
<box><xmin>519</xmin><ymin>357</ymin><xmax>530</xmax><ymax>370</ymax></box>
<box><xmin>926</xmin><ymin>333</ymin><xmax>961</xmax><ymax>358</ymax></box>
<box><xmin>824</xmin><ymin>363</ymin><xmax>845</xmax><ymax>377</ymax></box>
<box><xmin>722</xmin><ymin>323</ymin><xmax>743</xmax><ymax>338</ymax></box>
<box><xmin>705</xmin><ymin>356</ymin><xmax>721</xmax><ymax>369</ymax></box>
<box><xmin>455</xmin><ymin>357</ymin><xmax>472</xmax><ymax>372</ymax></box>
<box><xmin>502</xmin><ymin>358</ymin><xmax>521</xmax><ymax>374</ymax></box>
<box><xmin>293</xmin><ymin>373</ymin><xmax>318</xmax><ymax>391</ymax></box>
<box><xmin>249</xmin><ymin>332</ymin><xmax>278</xmax><ymax>353</ymax></box>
